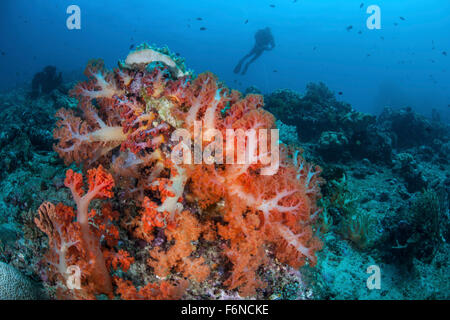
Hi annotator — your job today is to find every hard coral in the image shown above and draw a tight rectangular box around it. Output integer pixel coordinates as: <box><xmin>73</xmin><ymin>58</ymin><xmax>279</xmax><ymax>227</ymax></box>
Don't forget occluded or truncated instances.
<box><xmin>37</xmin><ymin>43</ymin><xmax>324</xmax><ymax>299</ymax></box>
<box><xmin>29</xmin><ymin>65</ymin><xmax>63</xmax><ymax>99</ymax></box>
<box><xmin>0</xmin><ymin>262</ymin><xmax>44</xmax><ymax>300</ymax></box>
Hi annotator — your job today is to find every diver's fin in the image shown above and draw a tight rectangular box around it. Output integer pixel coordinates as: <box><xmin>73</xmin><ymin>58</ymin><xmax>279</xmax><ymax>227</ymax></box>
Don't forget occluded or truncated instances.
<box><xmin>241</xmin><ymin>63</ymin><xmax>249</xmax><ymax>75</ymax></box>
<box><xmin>233</xmin><ymin>62</ymin><xmax>242</xmax><ymax>74</ymax></box>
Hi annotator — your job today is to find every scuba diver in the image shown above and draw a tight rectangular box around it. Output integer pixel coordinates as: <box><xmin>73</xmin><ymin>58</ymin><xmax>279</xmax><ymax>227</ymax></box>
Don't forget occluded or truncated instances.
<box><xmin>234</xmin><ymin>27</ymin><xmax>275</xmax><ymax>75</ymax></box>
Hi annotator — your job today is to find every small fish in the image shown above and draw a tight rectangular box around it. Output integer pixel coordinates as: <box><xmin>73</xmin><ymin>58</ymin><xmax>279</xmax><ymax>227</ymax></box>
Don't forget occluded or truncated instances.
<box><xmin>273</xmin><ymin>69</ymin><xmax>278</xmax><ymax>73</ymax></box>
<box><xmin>360</xmin><ymin>3</ymin><xmax>364</xmax><ymax>9</ymax></box>
<box><xmin>380</xmin><ymin>36</ymin><xmax>385</xmax><ymax>40</ymax></box>
<box><xmin>358</xmin><ymin>30</ymin><xmax>362</xmax><ymax>34</ymax></box>
<box><xmin>244</xmin><ymin>19</ymin><xmax>248</xmax><ymax>24</ymax></box>
<box><xmin>399</xmin><ymin>16</ymin><xmax>405</xmax><ymax>21</ymax></box>
<box><xmin>394</xmin><ymin>22</ymin><xmax>398</xmax><ymax>26</ymax></box>
<box><xmin>346</xmin><ymin>25</ymin><xmax>353</xmax><ymax>31</ymax></box>
<box><xmin>431</xmin><ymin>59</ymin><xmax>435</xmax><ymax>63</ymax></box>
<box><xmin>175</xmin><ymin>52</ymin><xmax>180</xmax><ymax>56</ymax></box>
<box><xmin>366</xmin><ymin>53</ymin><xmax>371</xmax><ymax>57</ymax></box>
<box><xmin>269</xmin><ymin>4</ymin><xmax>275</xmax><ymax>8</ymax></box>
<box><xmin>338</xmin><ymin>91</ymin><xmax>343</xmax><ymax>95</ymax></box>
<box><xmin>1</xmin><ymin>51</ymin><xmax>5</xmax><ymax>56</ymax></box>
<box><xmin>443</xmin><ymin>51</ymin><xmax>447</xmax><ymax>56</ymax></box>
<box><xmin>200</xmin><ymin>27</ymin><xmax>207</xmax><ymax>31</ymax></box>
<box><xmin>196</xmin><ymin>17</ymin><xmax>203</xmax><ymax>21</ymax></box>
<box><xmin>129</xmin><ymin>44</ymin><xmax>134</xmax><ymax>50</ymax></box>
<box><xmin>313</xmin><ymin>46</ymin><xmax>317</xmax><ymax>51</ymax></box>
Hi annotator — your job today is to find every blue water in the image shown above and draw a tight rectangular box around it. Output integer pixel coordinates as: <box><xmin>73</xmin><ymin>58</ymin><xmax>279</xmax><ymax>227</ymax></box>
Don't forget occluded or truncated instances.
<box><xmin>0</xmin><ymin>0</ymin><xmax>449</xmax><ymax>119</ymax></box>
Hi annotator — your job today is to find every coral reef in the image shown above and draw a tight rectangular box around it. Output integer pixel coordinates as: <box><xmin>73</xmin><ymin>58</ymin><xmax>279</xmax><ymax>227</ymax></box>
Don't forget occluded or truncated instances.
<box><xmin>392</xmin><ymin>153</ymin><xmax>428</xmax><ymax>193</ymax></box>
<box><xmin>265</xmin><ymin>85</ymin><xmax>391</xmax><ymax>164</ymax></box>
<box><xmin>263</xmin><ymin>81</ymin><xmax>449</xmax><ymax>299</ymax></box>
<box><xmin>276</xmin><ymin>120</ymin><xmax>299</xmax><ymax>146</ymax></box>
<box><xmin>31</xmin><ymin>44</ymin><xmax>324</xmax><ymax>299</ymax></box>
<box><xmin>378</xmin><ymin>106</ymin><xmax>449</xmax><ymax>151</ymax></box>
<box><xmin>0</xmin><ymin>45</ymin><xmax>448</xmax><ymax>300</ymax></box>
<box><xmin>30</xmin><ymin>66</ymin><xmax>63</xmax><ymax>99</ymax></box>
<box><xmin>380</xmin><ymin>188</ymin><xmax>447</xmax><ymax>267</ymax></box>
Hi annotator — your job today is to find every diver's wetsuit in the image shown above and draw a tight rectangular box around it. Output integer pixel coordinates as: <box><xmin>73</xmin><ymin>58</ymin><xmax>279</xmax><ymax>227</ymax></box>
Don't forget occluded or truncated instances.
<box><xmin>234</xmin><ymin>27</ymin><xmax>275</xmax><ymax>75</ymax></box>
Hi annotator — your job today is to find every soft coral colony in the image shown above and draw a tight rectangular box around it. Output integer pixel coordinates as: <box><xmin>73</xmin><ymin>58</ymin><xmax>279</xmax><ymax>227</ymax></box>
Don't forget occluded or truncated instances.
<box><xmin>35</xmin><ymin>43</ymin><xmax>324</xmax><ymax>299</ymax></box>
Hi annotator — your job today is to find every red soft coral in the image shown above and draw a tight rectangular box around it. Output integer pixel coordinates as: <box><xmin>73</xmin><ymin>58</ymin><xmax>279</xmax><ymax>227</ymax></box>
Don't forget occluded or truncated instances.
<box><xmin>36</xmin><ymin>166</ymin><xmax>117</xmax><ymax>298</ymax></box>
<box><xmin>39</xmin><ymin>46</ymin><xmax>325</xmax><ymax>300</ymax></box>
<box><xmin>218</xmin><ymin>205</ymin><xmax>268</xmax><ymax>297</ymax></box>
<box><xmin>147</xmin><ymin>210</ymin><xmax>210</xmax><ymax>282</ymax></box>
<box><xmin>114</xmin><ymin>277</ymin><xmax>187</xmax><ymax>300</ymax></box>
<box><xmin>188</xmin><ymin>132</ymin><xmax>323</xmax><ymax>295</ymax></box>
<box><xmin>105</xmin><ymin>249</ymin><xmax>135</xmax><ymax>273</ymax></box>
<box><xmin>35</xmin><ymin>202</ymin><xmax>93</xmax><ymax>299</ymax></box>
<box><xmin>65</xmin><ymin>165</ymin><xmax>115</xmax><ymax>295</ymax></box>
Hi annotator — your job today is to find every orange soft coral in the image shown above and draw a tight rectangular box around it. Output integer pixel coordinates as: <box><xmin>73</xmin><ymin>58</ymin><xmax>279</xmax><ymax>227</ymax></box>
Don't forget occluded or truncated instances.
<box><xmin>36</xmin><ymin>166</ymin><xmax>117</xmax><ymax>298</ymax></box>
<box><xmin>35</xmin><ymin>202</ymin><xmax>95</xmax><ymax>299</ymax></box>
<box><xmin>189</xmin><ymin>145</ymin><xmax>323</xmax><ymax>295</ymax></box>
<box><xmin>105</xmin><ymin>249</ymin><xmax>135</xmax><ymax>272</ymax></box>
<box><xmin>64</xmin><ymin>165</ymin><xmax>115</xmax><ymax>296</ymax></box>
<box><xmin>132</xmin><ymin>196</ymin><xmax>169</xmax><ymax>242</ymax></box>
<box><xmin>147</xmin><ymin>210</ymin><xmax>210</xmax><ymax>282</ymax></box>
<box><xmin>114</xmin><ymin>277</ymin><xmax>187</xmax><ymax>300</ymax></box>
<box><xmin>217</xmin><ymin>205</ymin><xmax>268</xmax><ymax>297</ymax></box>
<box><xmin>38</xmin><ymin>44</ymin><xmax>324</xmax><ymax>300</ymax></box>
